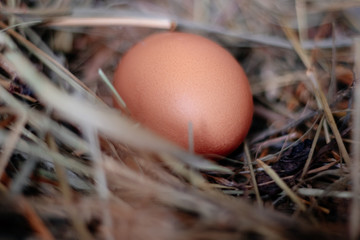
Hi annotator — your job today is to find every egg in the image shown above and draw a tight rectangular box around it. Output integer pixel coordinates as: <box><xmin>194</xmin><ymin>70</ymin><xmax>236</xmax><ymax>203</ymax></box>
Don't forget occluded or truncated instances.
<box><xmin>113</xmin><ymin>32</ymin><xmax>253</xmax><ymax>155</ymax></box>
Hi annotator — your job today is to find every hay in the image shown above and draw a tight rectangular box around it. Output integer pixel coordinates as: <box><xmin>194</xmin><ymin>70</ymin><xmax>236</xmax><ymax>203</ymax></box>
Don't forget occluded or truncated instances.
<box><xmin>0</xmin><ymin>1</ymin><xmax>358</xmax><ymax>239</ymax></box>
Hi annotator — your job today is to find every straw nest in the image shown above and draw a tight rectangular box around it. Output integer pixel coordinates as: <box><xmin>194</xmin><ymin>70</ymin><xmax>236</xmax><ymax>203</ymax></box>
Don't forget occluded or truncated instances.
<box><xmin>0</xmin><ymin>1</ymin><xmax>359</xmax><ymax>239</ymax></box>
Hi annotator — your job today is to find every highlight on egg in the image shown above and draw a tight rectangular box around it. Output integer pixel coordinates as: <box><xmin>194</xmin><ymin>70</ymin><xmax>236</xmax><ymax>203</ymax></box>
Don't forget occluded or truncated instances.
<box><xmin>113</xmin><ymin>31</ymin><xmax>253</xmax><ymax>156</ymax></box>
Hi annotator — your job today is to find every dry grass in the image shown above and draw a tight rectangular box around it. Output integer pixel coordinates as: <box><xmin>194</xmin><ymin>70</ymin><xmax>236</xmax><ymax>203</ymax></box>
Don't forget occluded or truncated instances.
<box><xmin>0</xmin><ymin>0</ymin><xmax>358</xmax><ymax>239</ymax></box>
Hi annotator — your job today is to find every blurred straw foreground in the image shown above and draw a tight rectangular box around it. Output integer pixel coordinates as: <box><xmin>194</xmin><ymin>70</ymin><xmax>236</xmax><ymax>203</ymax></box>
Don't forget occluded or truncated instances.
<box><xmin>0</xmin><ymin>0</ymin><xmax>359</xmax><ymax>239</ymax></box>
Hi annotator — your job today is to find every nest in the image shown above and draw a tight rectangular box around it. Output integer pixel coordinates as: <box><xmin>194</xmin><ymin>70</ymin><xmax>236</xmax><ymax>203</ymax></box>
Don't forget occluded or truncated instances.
<box><xmin>0</xmin><ymin>1</ymin><xmax>359</xmax><ymax>239</ymax></box>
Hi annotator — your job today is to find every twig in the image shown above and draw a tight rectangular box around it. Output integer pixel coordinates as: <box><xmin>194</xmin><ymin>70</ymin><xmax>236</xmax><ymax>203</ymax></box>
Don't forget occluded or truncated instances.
<box><xmin>244</xmin><ymin>141</ymin><xmax>262</xmax><ymax>207</ymax></box>
<box><xmin>44</xmin><ymin>17</ymin><xmax>175</xmax><ymax>29</ymax></box>
<box><xmin>298</xmin><ymin>188</ymin><xmax>359</xmax><ymax>199</ymax></box>
<box><xmin>0</xmin><ymin>7</ymin><xmax>70</xmax><ymax>17</ymax></box>
<box><xmin>188</xmin><ymin>122</ymin><xmax>194</xmax><ymax>153</ymax></box>
<box><xmin>98</xmin><ymin>69</ymin><xmax>127</xmax><ymax>111</ymax></box>
<box><xmin>300</xmin><ymin>116</ymin><xmax>324</xmax><ymax>180</ymax></box>
<box><xmin>296</xmin><ymin>0</ymin><xmax>308</xmax><ymax>42</ymax></box>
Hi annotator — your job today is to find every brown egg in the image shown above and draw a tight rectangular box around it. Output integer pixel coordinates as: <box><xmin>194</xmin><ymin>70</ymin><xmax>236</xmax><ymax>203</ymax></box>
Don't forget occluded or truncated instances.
<box><xmin>113</xmin><ymin>32</ymin><xmax>253</xmax><ymax>155</ymax></box>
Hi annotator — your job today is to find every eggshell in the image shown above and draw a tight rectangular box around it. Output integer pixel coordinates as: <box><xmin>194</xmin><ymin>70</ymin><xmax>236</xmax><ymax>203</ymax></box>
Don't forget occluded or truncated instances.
<box><xmin>113</xmin><ymin>32</ymin><xmax>253</xmax><ymax>155</ymax></box>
